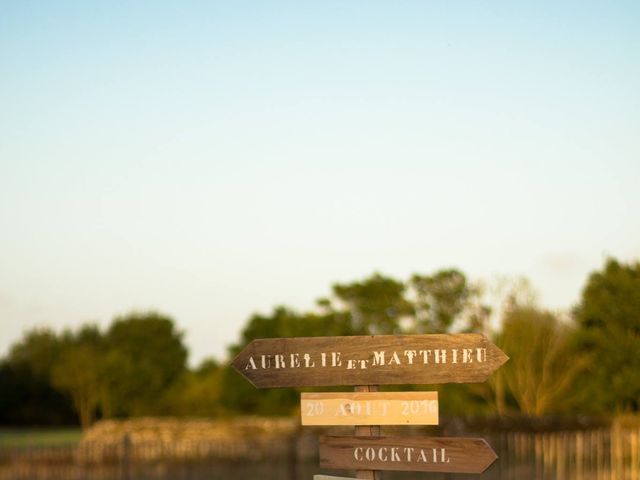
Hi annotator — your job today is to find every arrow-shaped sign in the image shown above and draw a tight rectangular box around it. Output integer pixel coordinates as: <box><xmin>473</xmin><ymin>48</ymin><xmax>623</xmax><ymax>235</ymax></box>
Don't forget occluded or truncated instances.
<box><xmin>314</xmin><ymin>476</ymin><xmax>357</xmax><ymax>480</ymax></box>
<box><xmin>319</xmin><ymin>435</ymin><xmax>498</xmax><ymax>474</ymax></box>
<box><xmin>232</xmin><ymin>333</ymin><xmax>508</xmax><ymax>388</ymax></box>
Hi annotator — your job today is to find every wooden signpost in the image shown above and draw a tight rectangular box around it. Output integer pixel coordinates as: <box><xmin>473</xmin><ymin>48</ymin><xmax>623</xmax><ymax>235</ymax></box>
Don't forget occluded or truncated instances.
<box><xmin>301</xmin><ymin>392</ymin><xmax>438</xmax><ymax>426</ymax></box>
<box><xmin>232</xmin><ymin>333</ymin><xmax>508</xmax><ymax>388</ymax></box>
<box><xmin>314</xmin><ymin>476</ymin><xmax>358</xmax><ymax>480</ymax></box>
<box><xmin>232</xmin><ymin>333</ymin><xmax>508</xmax><ymax>478</ymax></box>
<box><xmin>319</xmin><ymin>436</ymin><xmax>498</xmax><ymax>474</ymax></box>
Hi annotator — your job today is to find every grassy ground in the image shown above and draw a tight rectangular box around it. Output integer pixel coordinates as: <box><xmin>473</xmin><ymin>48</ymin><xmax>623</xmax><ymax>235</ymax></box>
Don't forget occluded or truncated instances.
<box><xmin>0</xmin><ymin>428</ymin><xmax>82</xmax><ymax>448</ymax></box>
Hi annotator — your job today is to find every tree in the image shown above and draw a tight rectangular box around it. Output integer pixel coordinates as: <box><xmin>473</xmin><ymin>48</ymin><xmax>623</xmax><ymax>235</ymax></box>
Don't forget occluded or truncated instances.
<box><xmin>159</xmin><ymin>358</ymin><xmax>224</xmax><ymax>417</ymax></box>
<box><xmin>332</xmin><ymin>273</ymin><xmax>412</xmax><ymax>334</ymax></box>
<box><xmin>230</xmin><ymin>306</ymin><xmax>351</xmax><ymax>354</ymax></box>
<box><xmin>481</xmin><ymin>275</ymin><xmax>539</xmax><ymax>414</ymax></box>
<box><xmin>51</xmin><ymin>345</ymin><xmax>101</xmax><ymax>428</ymax></box>
<box><xmin>410</xmin><ymin>269</ymin><xmax>484</xmax><ymax>333</ymax></box>
<box><xmin>1</xmin><ymin>314</ymin><xmax>189</xmax><ymax>424</ymax></box>
<box><xmin>0</xmin><ymin>328</ymin><xmax>76</xmax><ymax>425</ymax></box>
<box><xmin>8</xmin><ymin>328</ymin><xmax>64</xmax><ymax>379</ymax></box>
<box><xmin>573</xmin><ymin>258</ymin><xmax>640</xmax><ymax>412</ymax></box>
<box><xmin>498</xmin><ymin>305</ymin><xmax>587</xmax><ymax>415</ymax></box>
<box><xmin>97</xmin><ymin>349</ymin><xmax>137</xmax><ymax>419</ymax></box>
<box><xmin>104</xmin><ymin>312</ymin><xmax>188</xmax><ymax>416</ymax></box>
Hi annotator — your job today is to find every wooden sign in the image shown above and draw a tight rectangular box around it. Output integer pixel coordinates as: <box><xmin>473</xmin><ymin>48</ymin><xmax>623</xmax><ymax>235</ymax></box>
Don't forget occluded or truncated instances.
<box><xmin>232</xmin><ymin>333</ymin><xmax>508</xmax><ymax>388</ymax></box>
<box><xmin>314</xmin><ymin>476</ymin><xmax>357</xmax><ymax>480</ymax></box>
<box><xmin>319</xmin><ymin>435</ymin><xmax>498</xmax><ymax>474</ymax></box>
<box><xmin>301</xmin><ymin>392</ymin><xmax>438</xmax><ymax>426</ymax></box>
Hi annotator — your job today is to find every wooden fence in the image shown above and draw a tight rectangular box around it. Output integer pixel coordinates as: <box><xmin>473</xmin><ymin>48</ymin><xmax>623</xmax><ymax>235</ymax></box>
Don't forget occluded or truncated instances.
<box><xmin>486</xmin><ymin>426</ymin><xmax>640</xmax><ymax>480</ymax></box>
<box><xmin>1</xmin><ymin>426</ymin><xmax>639</xmax><ymax>479</ymax></box>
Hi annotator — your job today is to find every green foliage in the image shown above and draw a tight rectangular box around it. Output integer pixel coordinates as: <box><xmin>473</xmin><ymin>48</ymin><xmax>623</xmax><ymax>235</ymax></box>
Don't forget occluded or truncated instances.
<box><xmin>231</xmin><ymin>306</ymin><xmax>354</xmax><ymax>357</ymax></box>
<box><xmin>51</xmin><ymin>345</ymin><xmax>101</xmax><ymax>428</ymax></box>
<box><xmin>410</xmin><ymin>269</ymin><xmax>483</xmax><ymax>333</ymax></box>
<box><xmin>218</xmin><ymin>364</ymin><xmax>299</xmax><ymax>415</ymax></box>
<box><xmin>159</xmin><ymin>359</ymin><xmax>223</xmax><ymax>417</ymax></box>
<box><xmin>573</xmin><ymin>258</ymin><xmax>640</xmax><ymax>412</ymax></box>
<box><xmin>104</xmin><ymin>312</ymin><xmax>188</xmax><ymax>416</ymax></box>
<box><xmin>8</xmin><ymin>328</ymin><xmax>64</xmax><ymax>380</ymax></box>
<box><xmin>97</xmin><ymin>349</ymin><xmax>137</xmax><ymax>419</ymax></box>
<box><xmin>576</xmin><ymin>259</ymin><xmax>640</xmax><ymax>332</ymax></box>
<box><xmin>332</xmin><ymin>273</ymin><xmax>412</xmax><ymax>334</ymax></box>
<box><xmin>497</xmin><ymin>305</ymin><xmax>588</xmax><ymax>415</ymax></box>
<box><xmin>0</xmin><ymin>312</ymin><xmax>188</xmax><ymax>427</ymax></box>
<box><xmin>6</xmin><ymin>261</ymin><xmax>639</xmax><ymax>424</ymax></box>
<box><xmin>0</xmin><ymin>329</ymin><xmax>76</xmax><ymax>425</ymax></box>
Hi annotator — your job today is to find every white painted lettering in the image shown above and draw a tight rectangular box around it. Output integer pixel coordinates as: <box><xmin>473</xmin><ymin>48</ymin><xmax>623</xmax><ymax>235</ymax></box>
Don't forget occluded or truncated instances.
<box><xmin>261</xmin><ymin>355</ymin><xmax>271</xmax><ymax>369</ymax></box>
<box><xmin>477</xmin><ymin>348</ymin><xmax>487</xmax><ymax>362</ymax></box>
<box><xmin>418</xmin><ymin>449</ymin><xmax>428</xmax><ymax>462</ymax></box>
<box><xmin>463</xmin><ymin>348</ymin><xmax>473</xmax><ymax>363</ymax></box>
<box><xmin>404</xmin><ymin>447</ymin><xmax>414</xmax><ymax>462</ymax></box>
<box><xmin>244</xmin><ymin>357</ymin><xmax>257</xmax><ymax>370</ymax></box>
<box><xmin>365</xmin><ymin>448</ymin><xmax>375</xmax><ymax>461</ymax></box>
<box><xmin>290</xmin><ymin>353</ymin><xmax>300</xmax><ymax>368</ymax></box>
<box><xmin>349</xmin><ymin>445</ymin><xmax>446</xmax><ymax>464</ymax></box>
<box><xmin>275</xmin><ymin>354</ymin><xmax>285</xmax><ymax>369</ymax></box>
<box><xmin>391</xmin><ymin>447</ymin><xmax>401</xmax><ymax>462</ymax></box>
<box><xmin>419</xmin><ymin>350</ymin><xmax>432</xmax><ymax>364</ymax></box>
<box><xmin>389</xmin><ymin>351</ymin><xmax>401</xmax><ymax>366</ymax></box>
<box><xmin>404</xmin><ymin>350</ymin><xmax>417</xmax><ymax>364</ymax></box>
<box><xmin>442</xmin><ymin>448</ymin><xmax>450</xmax><ymax>463</ymax></box>
<box><xmin>303</xmin><ymin>353</ymin><xmax>315</xmax><ymax>368</ymax></box>
<box><xmin>378</xmin><ymin>447</ymin><xmax>388</xmax><ymax>462</ymax></box>
<box><xmin>354</xmin><ymin>447</ymin><xmax>363</xmax><ymax>461</ymax></box>
<box><xmin>372</xmin><ymin>351</ymin><xmax>385</xmax><ymax>366</ymax></box>
<box><xmin>331</xmin><ymin>352</ymin><xmax>342</xmax><ymax>367</ymax></box>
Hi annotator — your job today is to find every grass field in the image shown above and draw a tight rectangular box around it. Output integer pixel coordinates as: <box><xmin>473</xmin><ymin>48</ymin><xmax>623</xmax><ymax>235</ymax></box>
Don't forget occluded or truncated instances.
<box><xmin>0</xmin><ymin>428</ymin><xmax>82</xmax><ymax>448</ymax></box>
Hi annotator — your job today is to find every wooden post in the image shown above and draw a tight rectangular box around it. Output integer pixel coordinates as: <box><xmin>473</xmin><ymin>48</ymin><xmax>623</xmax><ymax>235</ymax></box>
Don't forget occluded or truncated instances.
<box><xmin>120</xmin><ymin>433</ymin><xmax>131</xmax><ymax>480</ymax></box>
<box><xmin>631</xmin><ymin>429</ymin><xmax>639</xmax><ymax>480</ymax></box>
<box><xmin>288</xmin><ymin>425</ymin><xmax>299</xmax><ymax>480</ymax></box>
<box><xmin>576</xmin><ymin>430</ymin><xmax>584</xmax><ymax>479</ymax></box>
<box><xmin>354</xmin><ymin>385</ymin><xmax>382</xmax><ymax>480</ymax></box>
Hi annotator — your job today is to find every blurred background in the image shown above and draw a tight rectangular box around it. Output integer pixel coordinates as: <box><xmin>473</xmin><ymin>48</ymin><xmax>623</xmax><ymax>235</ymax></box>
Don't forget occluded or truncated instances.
<box><xmin>1</xmin><ymin>1</ymin><xmax>639</xmax><ymax>479</ymax></box>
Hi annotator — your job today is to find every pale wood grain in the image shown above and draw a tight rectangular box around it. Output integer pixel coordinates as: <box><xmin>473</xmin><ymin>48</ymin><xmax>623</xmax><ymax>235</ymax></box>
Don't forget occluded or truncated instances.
<box><xmin>301</xmin><ymin>392</ymin><xmax>438</xmax><ymax>426</ymax></box>
<box><xmin>314</xmin><ymin>476</ymin><xmax>358</xmax><ymax>480</ymax></box>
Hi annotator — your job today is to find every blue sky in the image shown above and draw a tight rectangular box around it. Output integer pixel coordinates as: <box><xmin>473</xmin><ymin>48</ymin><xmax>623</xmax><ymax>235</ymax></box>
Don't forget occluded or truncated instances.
<box><xmin>1</xmin><ymin>1</ymin><xmax>638</xmax><ymax>363</ymax></box>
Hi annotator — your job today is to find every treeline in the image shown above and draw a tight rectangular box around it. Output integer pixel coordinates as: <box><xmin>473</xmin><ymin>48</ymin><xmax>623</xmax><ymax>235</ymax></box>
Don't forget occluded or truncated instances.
<box><xmin>1</xmin><ymin>258</ymin><xmax>639</xmax><ymax>427</ymax></box>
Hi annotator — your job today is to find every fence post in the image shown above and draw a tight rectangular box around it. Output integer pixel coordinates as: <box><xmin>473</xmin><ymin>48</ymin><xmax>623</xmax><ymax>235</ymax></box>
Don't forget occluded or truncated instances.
<box><xmin>120</xmin><ymin>433</ymin><xmax>131</xmax><ymax>480</ymax></box>
<box><xmin>288</xmin><ymin>425</ymin><xmax>299</xmax><ymax>480</ymax></box>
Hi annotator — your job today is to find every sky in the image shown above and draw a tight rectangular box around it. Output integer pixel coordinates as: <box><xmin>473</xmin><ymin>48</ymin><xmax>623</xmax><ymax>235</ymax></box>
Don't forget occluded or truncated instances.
<box><xmin>1</xmin><ymin>1</ymin><xmax>638</xmax><ymax>365</ymax></box>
